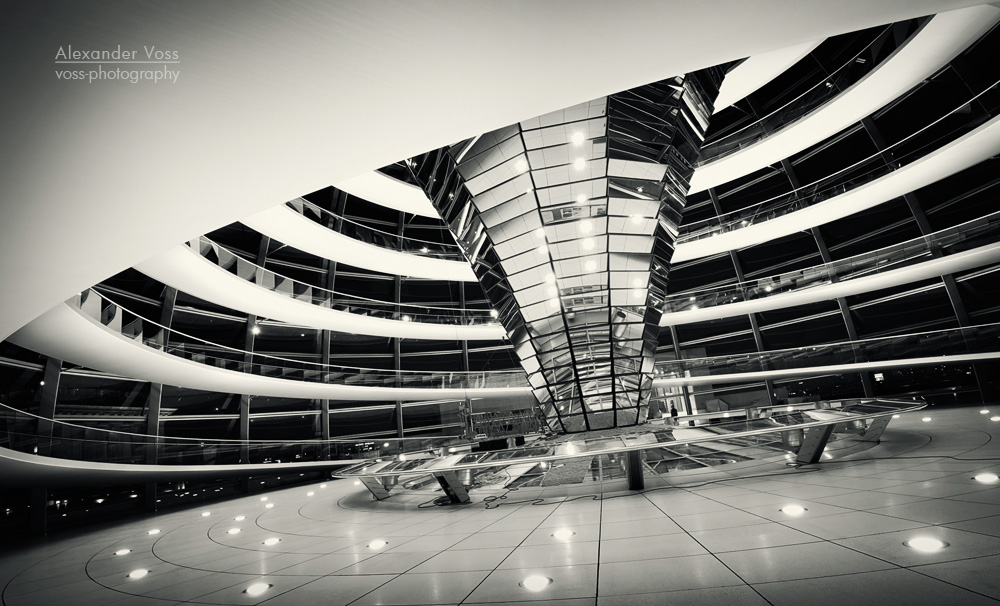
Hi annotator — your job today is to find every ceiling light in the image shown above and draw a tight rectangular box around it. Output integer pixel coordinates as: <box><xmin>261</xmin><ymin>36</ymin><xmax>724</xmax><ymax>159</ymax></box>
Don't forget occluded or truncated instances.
<box><xmin>582</xmin><ymin>238</ymin><xmax>595</xmax><ymax>250</ymax></box>
<box><xmin>630</xmin><ymin>214</ymin><xmax>643</xmax><ymax>224</ymax></box>
<box><xmin>545</xmin><ymin>272</ymin><xmax>556</xmax><ymax>283</ymax></box>
<box><xmin>552</xmin><ymin>528</ymin><xmax>575</xmax><ymax>540</ymax></box>
<box><xmin>764</xmin><ymin>285</ymin><xmax>773</xmax><ymax>292</ymax></box>
<box><xmin>251</xmin><ymin>325</ymin><xmax>261</xmax><ymax>335</ymax></box>
<box><xmin>786</xmin><ymin>406</ymin><xmax>794</xmax><ymax>412</ymax></box>
<box><xmin>128</xmin><ymin>569</ymin><xmax>149</xmax><ymax>579</ymax></box>
<box><xmin>548</xmin><ymin>298</ymin><xmax>560</xmax><ymax>308</ymax></box>
<box><xmin>922</xmin><ymin>417</ymin><xmax>932</xmax><ymax>422</ymax></box>
<box><xmin>227</xmin><ymin>528</ymin><xmax>241</xmax><ymax>535</ymax></box>
<box><xmin>353</xmin><ymin>480</ymin><xmax>361</xmax><ymax>485</ymax></box>
<box><xmin>632</xmin><ymin>278</ymin><xmax>643</xmax><ymax>287</ymax></box>
<box><xmin>95</xmin><ymin>498</ymin><xmax>104</xmax><ymax>504</ymax></box>
<box><xmin>401</xmin><ymin>315</ymin><xmax>411</xmax><ymax>322</ymax></box>
<box><xmin>490</xmin><ymin>309</ymin><xmax>499</xmax><ymax>318</ymax></box>
<box><xmin>780</xmin><ymin>504</ymin><xmax>806</xmax><ymax>516</ymax></box>
<box><xmin>571</xmin><ymin>131</ymin><xmax>585</xmax><ymax>145</ymax></box>
<box><xmin>521</xmin><ymin>575</ymin><xmax>552</xmax><ymax>592</ymax></box>
<box><xmin>576</xmin><ymin>193</ymin><xmax>587</xmax><ymax>204</ymax></box>
<box><xmin>514</xmin><ymin>158</ymin><xmax>529</xmax><ymax>173</ymax></box>
<box><xmin>245</xmin><ymin>583</ymin><xmax>271</xmax><ymax>597</ymax></box>
<box><xmin>585</xmin><ymin>261</ymin><xmax>597</xmax><ymax>272</ymax></box>
<box><xmin>579</xmin><ymin>219</ymin><xmax>593</xmax><ymax>233</ymax></box>
<box><xmin>114</xmin><ymin>549</ymin><xmax>131</xmax><ymax>556</ymax></box>
<box><xmin>263</xmin><ymin>538</ymin><xmax>281</xmax><ymax>546</ymax></box>
<box><xmin>974</xmin><ymin>473</ymin><xmax>999</xmax><ymax>484</ymax></box>
<box><xmin>573</xmin><ymin>158</ymin><xmax>586</xmax><ymax>170</ymax></box>
<box><xmin>534</xmin><ymin>227</ymin><xmax>546</xmax><ymax>239</ymax></box>
<box><xmin>368</xmin><ymin>540</ymin><xmax>387</xmax><ymax>549</ymax></box>
<box><xmin>265</xmin><ymin>503</ymin><xmax>275</xmax><ymax>509</ymax></box>
<box><xmin>398</xmin><ymin>454</ymin><xmax>407</xmax><ymax>461</ymax></box>
<box><xmin>547</xmin><ymin>286</ymin><xmax>558</xmax><ymax>296</ymax></box>
<box><xmin>147</xmin><ymin>529</ymin><xmax>160</xmax><ymax>535</ymax></box>
<box><xmin>536</xmin><ymin>244</ymin><xmax>548</xmax><ymax>256</ymax></box>
<box><xmin>905</xmin><ymin>537</ymin><xmax>946</xmax><ymax>553</ymax></box>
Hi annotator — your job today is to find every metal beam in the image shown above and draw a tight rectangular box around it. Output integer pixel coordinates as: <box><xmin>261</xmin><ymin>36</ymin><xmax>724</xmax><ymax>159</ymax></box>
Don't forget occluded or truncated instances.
<box><xmin>795</xmin><ymin>423</ymin><xmax>836</xmax><ymax>464</ymax></box>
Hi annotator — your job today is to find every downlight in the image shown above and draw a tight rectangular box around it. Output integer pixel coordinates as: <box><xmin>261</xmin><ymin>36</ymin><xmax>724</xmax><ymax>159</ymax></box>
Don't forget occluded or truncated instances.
<box><xmin>244</xmin><ymin>583</ymin><xmax>271</xmax><ymax>597</ymax></box>
<box><xmin>905</xmin><ymin>537</ymin><xmax>946</xmax><ymax>553</ymax></box>
<box><xmin>521</xmin><ymin>575</ymin><xmax>552</xmax><ymax>592</ymax></box>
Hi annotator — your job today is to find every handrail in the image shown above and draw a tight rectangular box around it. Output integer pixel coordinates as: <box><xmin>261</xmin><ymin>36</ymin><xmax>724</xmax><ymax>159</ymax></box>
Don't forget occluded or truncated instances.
<box><xmin>680</xmin><ymin>77</ymin><xmax>1000</xmax><ymax>242</ymax></box>
<box><xmin>653</xmin><ymin>322</ymin><xmax>1000</xmax><ymax>378</ymax></box>
<box><xmin>665</xmin><ymin>210</ymin><xmax>1000</xmax><ymax>312</ymax></box>
<box><xmin>698</xmin><ymin>22</ymin><xmax>912</xmax><ymax>163</ymax></box>
<box><xmin>190</xmin><ymin>236</ymin><xmax>498</xmax><ymax>326</ymax></box>
<box><xmin>285</xmin><ymin>197</ymin><xmax>466</xmax><ymax>261</ymax></box>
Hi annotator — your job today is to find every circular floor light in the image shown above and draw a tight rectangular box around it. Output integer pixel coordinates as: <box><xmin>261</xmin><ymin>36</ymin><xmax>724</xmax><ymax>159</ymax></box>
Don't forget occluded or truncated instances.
<box><xmin>201</xmin><ymin>511</ymin><xmax>211</xmax><ymax>517</ymax></box>
<box><xmin>260</xmin><ymin>496</ymin><xmax>268</xmax><ymax>501</ymax></box>
<box><xmin>147</xmin><ymin>529</ymin><xmax>160</xmax><ymax>535</ymax></box>
<box><xmin>234</xmin><ymin>515</ymin><xmax>246</xmax><ymax>521</ymax></box>
<box><xmin>127</xmin><ymin>569</ymin><xmax>149</xmax><ymax>579</ymax></box>
<box><xmin>262</xmin><ymin>538</ymin><xmax>281</xmax><ymax>546</ymax></box>
<box><xmin>780</xmin><ymin>504</ymin><xmax>807</xmax><ymax>516</ymax></box>
<box><xmin>905</xmin><ymin>537</ymin><xmax>947</xmax><ymax>553</ymax></box>
<box><xmin>265</xmin><ymin>503</ymin><xmax>275</xmax><ymax>509</ymax></box>
<box><xmin>922</xmin><ymin>417</ymin><xmax>932</xmax><ymax>422</ymax></box>
<box><xmin>320</xmin><ymin>484</ymin><xmax>327</xmax><ymax>488</ymax></box>
<box><xmin>307</xmin><ymin>491</ymin><xmax>315</xmax><ymax>497</ymax></box>
<box><xmin>114</xmin><ymin>549</ymin><xmax>131</xmax><ymax>556</ymax></box>
<box><xmin>521</xmin><ymin>575</ymin><xmax>553</xmax><ymax>592</ymax></box>
<box><xmin>973</xmin><ymin>473</ymin><xmax>999</xmax><ymax>484</ymax></box>
<box><xmin>991</xmin><ymin>416</ymin><xmax>1000</xmax><ymax>422</ymax></box>
<box><xmin>227</xmin><ymin>528</ymin><xmax>241</xmax><ymax>535</ymax></box>
<box><xmin>245</xmin><ymin>583</ymin><xmax>271</xmax><ymax>597</ymax></box>
<box><xmin>368</xmin><ymin>539</ymin><xmax>387</xmax><ymax>549</ymax></box>
<box><xmin>551</xmin><ymin>528</ymin><xmax>575</xmax><ymax>540</ymax></box>
<box><xmin>980</xmin><ymin>409</ymin><xmax>990</xmax><ymax>414</ymax></box>
<box><xmin>893</xmin><ymin>415</ymin><xmax>901</xmax><ymax>419</ymax></box>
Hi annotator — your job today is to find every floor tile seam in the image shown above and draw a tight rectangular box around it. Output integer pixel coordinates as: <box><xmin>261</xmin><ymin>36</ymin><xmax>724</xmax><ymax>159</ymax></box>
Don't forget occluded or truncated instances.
<box><xmin>867</xmin><ymin>558</ymin><xmax>1000</xmax><ymax>603</ymax></box>
<box><xmin>861</xmin><ymin>503</ymin><xmax>1000</xmax><ymax>526</ymax></box>
<box><xmin>638</xmin><ymin>491</ymin><xmax>776</xmax><ymax>606</ymax></box>
<box><xmin>449</xmin><ymin>494</ymin><xmax>589</xmax><ymax>605</ymax></box>
<box><xmin>593</xmin><ymin>577</ymin><xmax>751</xmax><ymax>598</ymax></box>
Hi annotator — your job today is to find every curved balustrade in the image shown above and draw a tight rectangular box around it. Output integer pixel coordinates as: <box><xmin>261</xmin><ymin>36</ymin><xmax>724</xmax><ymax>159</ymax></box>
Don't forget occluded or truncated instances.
<box><xmin>680</xmin><ymin>78</ymin><xmax>1000</xmax><ymax>243</ymax></box>
<box><xmin>75</xmin><ymin>289</ymin><xmax>530</xmax><ymax>390</ymax></box>
<box><xmin>286</xmin><ymin>197</ymin><xmax>466</xmax><ymax>261</ymax></box>
<box><xmin>0</xmin><ymin>403</ymin><xmax>467</xmax><ymax>467</ymax></box>
<box><xmin>653</xmin><ymin>323</ymin><xmax>1000</xmax><ymax>380</ymax></box>
<box><xmin>332</xmin><ymin>399</ymin><xmax>925</xmax><ymax>496</ymax></box>
<box><xmin>665</xmin><ymin>211</ymin><xmax>1000</xmax><ymax>313</ymax></box>
<box><xmin>698</xmin><ymin>22</ymin><xmax>917</xmax><ymax>163</ymax></box>
<box><xmin>190</xmin><ymin>236</ymin><xmax>498</xmax><ymax>327</ymax></box>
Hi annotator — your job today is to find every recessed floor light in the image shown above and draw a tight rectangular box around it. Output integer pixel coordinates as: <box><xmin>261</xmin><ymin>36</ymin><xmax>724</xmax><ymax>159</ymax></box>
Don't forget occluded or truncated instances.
<box><xmin>320</xmin><ymin>484</ymin><xmax>327</xmax><ymax>489</ymax></box>
<box><xmin>114</xmin><ymin>549</ymin><xmax>131</xmax><ymax>556</ymax></box>
<box><xmin>244</xmin><ymin>582</ymin><xmax>271</xmax><ymax>597</ymax></box>
<box><xmin>227</xmin><ymin>528</ymin><xmax>241</xmax><ymax>535</ymax></box>
<box><xmin>521</xmin><ymin>575</ymin><xmax>553</xmax><ymax>592</ymax></box>
<box><xmin>263</xmin><ymin>538</ymin><xmax>281</xmax><ymax>546</ymax></box>
<box><xmin>265</xmin><ymin>503</ymin><xmax>275</xmax><ymax>509</ymax></box>
<box><xmin>780</xmin><ymin>505</ymin><xmax>807</xmax><ymax>516</ymax></box>
<box><xmin>893</xmin><ymin>415</ymin><xmax>901</xmax><ymax>419</ymax></box>
<box><xmin>127</xmin><ymin>569</ymin><xmax>149</xmax><ymax>579</ymax></box>
<box><xmin>980</xmin><ymin>410</ymin><xmax>990</xmax><ymax>414</ymax></box>
<box><xmin>201</xmin><ymin>512</ymin><xmax>211</xmax><ymax>517</ymax></box>
<box><xmin>905</xmin><ymin>537</ymin><xmax>947</xmax><ymax>553</ymax></box>
<box><xmin>922</xmin><ymin>417</ymin><xmax>932</xmax><ymax>422</ymax></box>
<box><xmin>147</xmin><ymin>529</ymin><xmax>160</xmax><ymax>535</ymax></box>
<box><xmin>234</xmin><ymin>515</ymin><xmax>245</xmax><ymax>521</ymax></box>
<box><xmin>991</xmin><ymin>416</ymin><xmax>1000</xmax><ymax>422</ymax></box>
<box><xmin>307</xmin><ymin>491</ymin><xmax>315</xmax><ymax>497</ymax></box>
<box><xmin>973</xmin><ymin>473</ymin><xmax>999</xmax><ymax>484</ymax></box>
<box><xmin>368</xmin><ymin>540</ymin><xmax>387</xmax><ymax>549</ymax></box>
<box><xmin>552</xmin><ymin>528</ymin><xmax>575</xmax><ymax>540</ymax></box>
<box><xmin>260</xmin><ymin>497</ymin><xmax>268</xmax><ymax>501</ymax></box>
<box><xmin>353</xmin><ymin>480</ymin><xmax>361</xmax><ymax>486</ymax></box>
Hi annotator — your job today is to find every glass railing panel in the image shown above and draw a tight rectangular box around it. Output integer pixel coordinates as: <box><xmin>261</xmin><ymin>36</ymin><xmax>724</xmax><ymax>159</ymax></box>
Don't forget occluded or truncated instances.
<box><xmin>189</xmin><ymin>236</ymin><xmax>498</xmax><ymax>327</ymax></box>
<box><xmin>698</xmin><ymin>21</ymin><xmax>920</xmax><ymax>163</ymax></box>
<box><xmin>73</xmin><ymin>289</ymin><xmax>528</xmax><ymax>390</ymax></box>
<box><xmin>665</xmin><ymin>210</ymin><xmax>1000</xmax><ymax>313</ymax></box>
<box><xmin>680</xmin><ymin>78</ymin><xmax>1000</xmax><ymax>243</ymax></box>
<box><xmin>285</xmin><ymin>197</ymin><xmax>466</xmax><ymax>261</ymax></box>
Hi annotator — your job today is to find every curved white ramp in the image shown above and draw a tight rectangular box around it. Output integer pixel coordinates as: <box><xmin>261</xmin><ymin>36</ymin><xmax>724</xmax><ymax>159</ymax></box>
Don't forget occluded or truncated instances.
<box><xmin>714</xmin><ymin>39</ymin><xmax>825</xmax><ymax>112</ymax></box>
<box><xmin>242</xmin><ymin>204</ymin><xmax>478</xmax><ymax>282</ymax></box>
<box><xmin>690</xmin><ymin>5</ymin><xmax>1000</xmax><ymax>193</ymax></box>
<box><xmin>135</xmin><ymin>245</ymin><xmax>506</xmax><ymax>341</ymax></box>
<box><xmin>335</xmin><ymin>171</ymin><xmax>440</xmax><ymax>218</ymax></box>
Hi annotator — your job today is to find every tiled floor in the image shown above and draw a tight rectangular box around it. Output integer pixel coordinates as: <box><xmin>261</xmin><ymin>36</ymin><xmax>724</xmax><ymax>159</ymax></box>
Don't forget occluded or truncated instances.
<box><xmin>2</xmin><ymin>405</ymin><xmax>999</xmax><ymax>605</ymax></box>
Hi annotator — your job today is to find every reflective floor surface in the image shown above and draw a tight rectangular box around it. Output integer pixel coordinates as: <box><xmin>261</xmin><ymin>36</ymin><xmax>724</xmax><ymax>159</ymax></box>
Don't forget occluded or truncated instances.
<box><xmin>2</xmin><ymin>405</ymin><xmax>999</xmax><ymax>605</ymax></box>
